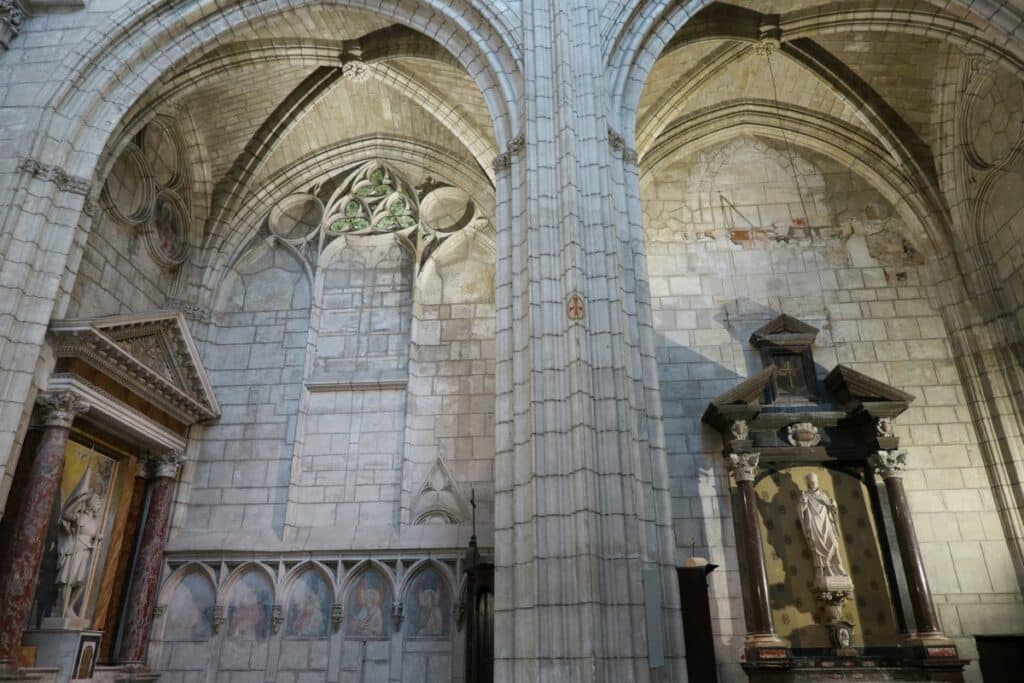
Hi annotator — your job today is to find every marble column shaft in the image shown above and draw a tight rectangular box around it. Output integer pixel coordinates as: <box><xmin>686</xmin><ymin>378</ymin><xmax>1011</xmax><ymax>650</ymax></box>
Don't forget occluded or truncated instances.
<box><xmin>0</xmin><ymin>393</ymin><xmax>89</xmax><ymax>666</ymax></box>
<box><xmin>117</xmin><ymin>452</ymin><xmax>181</xmax><ymax>665</ymax></box>
<box><xmin>729</xmin><ymin>453</ymin><xmax>777</xmax><ymax>639</ymax></box>
<box><xmin>873</xmin><ymin>451</ymin><xmax>943</xmax><ymax>635</ymax></box>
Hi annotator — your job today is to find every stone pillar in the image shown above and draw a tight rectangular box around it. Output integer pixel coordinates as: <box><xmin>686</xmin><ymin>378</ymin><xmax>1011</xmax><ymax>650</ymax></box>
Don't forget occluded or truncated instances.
<box><xmin>728</xmin><ymin>452</ymin><xmax>786</xmax><ymax>658</ymax></box>
<box><xmin>493</xmin><ymin>1</ymin><xmax>684</xmax><ymax>680</ymax></box>
<box><xmin>871</xmin><ymin>450</ymin><xmax>947</xmax><ymax>640</ymax></box>
<box><xmin>0</xmin><ymin>392</ymin><xmax>89</xmax><ymax>668</ymax></box>
<box><xmin>117</xmin><ymin>451</ymin><xmax>182</xmax><ymax>667</ymax></box>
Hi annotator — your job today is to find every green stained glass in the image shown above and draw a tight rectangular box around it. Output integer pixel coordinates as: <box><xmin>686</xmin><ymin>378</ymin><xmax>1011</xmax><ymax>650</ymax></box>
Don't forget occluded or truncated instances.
<box><xmin>398</xmin><ymin>215</ymin><xmax>416</xmax><ymax>228</ymax></box>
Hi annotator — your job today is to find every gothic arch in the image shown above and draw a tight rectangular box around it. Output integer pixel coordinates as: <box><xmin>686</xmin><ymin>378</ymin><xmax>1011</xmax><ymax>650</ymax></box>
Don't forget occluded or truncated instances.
<box><xmin>192</xmin><ymin>136</ymin><xmax>494</xmax><ymax>313</ymax></box>
<box><xmin>603</xmin><ymin>0</ymin><xmax>1024</xmax><ymax>137</ymax></box>
<box><xmin>643</xmin><ymin>101</ymin><xmax>945</xmax><ymax>257</ymax></box>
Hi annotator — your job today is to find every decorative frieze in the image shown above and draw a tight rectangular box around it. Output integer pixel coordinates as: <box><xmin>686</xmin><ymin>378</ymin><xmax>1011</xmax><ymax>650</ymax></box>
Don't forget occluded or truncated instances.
<box><xmin>18</xmin><ymin>156</ymin><xmax>91</xmax><ymax>196</ymax></box>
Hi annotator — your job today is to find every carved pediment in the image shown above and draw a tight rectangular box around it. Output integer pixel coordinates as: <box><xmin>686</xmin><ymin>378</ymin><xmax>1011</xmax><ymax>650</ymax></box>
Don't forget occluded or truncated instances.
<box><xmin>49</xmin><ymin>311</ymin><xmax>220</xmax><ymax>424</ymax></box>
<box><xmin>411</xmin><ymin>456</ymin><xmax>468</xmax><ymax>525</ymax></box>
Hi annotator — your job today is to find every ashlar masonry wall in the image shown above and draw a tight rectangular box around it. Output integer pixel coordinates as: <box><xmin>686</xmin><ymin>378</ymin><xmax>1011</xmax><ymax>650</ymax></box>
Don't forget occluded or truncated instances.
<box><xmin>641</xmin><ymin>135</ymin><xmax>1024</xmax><ymax>683</ymax></box>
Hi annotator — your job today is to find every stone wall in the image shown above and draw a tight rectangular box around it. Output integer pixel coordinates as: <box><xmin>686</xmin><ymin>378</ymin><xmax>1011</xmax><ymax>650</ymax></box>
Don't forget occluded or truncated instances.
<box><xmin>642</xmin><ymin>135</ymin><xmax>1024</xmax><ymax>683</ymax></box>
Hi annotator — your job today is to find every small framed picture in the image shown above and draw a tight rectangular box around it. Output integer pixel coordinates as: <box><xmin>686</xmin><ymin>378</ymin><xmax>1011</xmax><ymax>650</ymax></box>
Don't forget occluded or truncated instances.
<box><xmin>72</xmin><ymin>633</ymin><xmax>101</xmax><ymax>681</ymax></box>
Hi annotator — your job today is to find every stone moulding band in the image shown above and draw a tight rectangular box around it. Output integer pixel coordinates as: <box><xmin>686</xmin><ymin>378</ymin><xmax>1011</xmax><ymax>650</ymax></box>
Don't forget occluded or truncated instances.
<box><xmin>18</xmin><ymin>156</ymin><xmax>91</xmax><ymax>196</ymax></box>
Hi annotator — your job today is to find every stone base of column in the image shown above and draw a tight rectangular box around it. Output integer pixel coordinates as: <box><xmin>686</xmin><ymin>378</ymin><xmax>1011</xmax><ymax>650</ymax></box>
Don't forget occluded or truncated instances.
<box><xmin>902</xmin><ymin>632</ymin><xmax>961</xmax><ymax>661</ymax></box>
<box><xmin>743</xmin><ymin>634</ymin><xmax>791</xmax><ymax>668</ymax></box>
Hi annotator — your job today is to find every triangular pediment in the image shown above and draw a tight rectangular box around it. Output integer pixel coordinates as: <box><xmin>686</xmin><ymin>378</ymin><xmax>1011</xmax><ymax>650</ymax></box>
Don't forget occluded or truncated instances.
<box><xmin>49</xmin><ymin>311</ymin><xmax>220</xmax><ymax>424</ymax></box>
<box><xmin>750</xmin><ymin>314</ymin><xmax>819</xmax><ymax>347</ymax></box>
<box><xmin>825</xmin><ymin>364</ymin><xmax>914</xmax><ymax>416</ymax></box>
<box><xmin>702</xmin><ymin>366</ymin><xmax>774</xmax><ymax>430</ymax></box>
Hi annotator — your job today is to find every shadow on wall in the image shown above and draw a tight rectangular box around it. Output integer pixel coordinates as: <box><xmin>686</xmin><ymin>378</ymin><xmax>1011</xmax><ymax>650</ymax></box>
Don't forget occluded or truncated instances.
<box><xmin>654</xmin><ymin>297</ymin><xmax>834</xmax><ymax>667</ymax></box>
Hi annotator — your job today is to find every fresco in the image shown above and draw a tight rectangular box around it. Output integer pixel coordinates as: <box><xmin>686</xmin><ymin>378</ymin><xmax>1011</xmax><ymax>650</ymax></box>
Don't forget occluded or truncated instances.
<box><xmin>405</xmin><ymin>568</ymin><xmax>450</xmax><ymax>638</ymax></box>
<box><xmin>344</xmin><ymin>569</ymin><xmax>390</xmax><ymax>639</ymax></box>
<box><xmin>226</xmin><ymin>570</ymin><xmax>273</xmax><ymax>641</ymax></box>
<box><xmin>165</xmin><ymin>572</ymin><xmax>216</xmax><ymax>641</ymax></box>
<box><xmin>284</xmin><ymin>570</ymin><xmax>332</xmax><ymax>639</ymax></box>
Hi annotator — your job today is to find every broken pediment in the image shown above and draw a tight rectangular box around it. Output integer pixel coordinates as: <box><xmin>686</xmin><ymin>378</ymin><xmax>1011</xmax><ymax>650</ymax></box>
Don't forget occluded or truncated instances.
<box><xmin>825</xmin><ymin>364</ymin><xmax>914</xmax><ymax>417</ymax></box>
<box><xmin>48</xmin><ymin>311</ymin><xmax>220</xmax><ymax>424</ymax></box>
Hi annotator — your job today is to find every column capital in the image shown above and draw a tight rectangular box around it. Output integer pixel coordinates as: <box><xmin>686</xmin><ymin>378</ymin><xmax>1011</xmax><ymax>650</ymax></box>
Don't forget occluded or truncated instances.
<box><xmin>146</xmin><ymin>450</ymin><xmax>183</xmax><ymax>480</ymax></box>
<box><xmin>36</xmin><ymin>392</ymin><xmax>90</xmax><ymax>428</ymax></box>
<box><xmin>871</xmin><ymin>449</ymin><xmax>907</xmax><ymax>479</ymax></box>
<box><xmin>729</xmin><ymin>452</ymin><xmax>760</xmax><ymax>483</ymax></box>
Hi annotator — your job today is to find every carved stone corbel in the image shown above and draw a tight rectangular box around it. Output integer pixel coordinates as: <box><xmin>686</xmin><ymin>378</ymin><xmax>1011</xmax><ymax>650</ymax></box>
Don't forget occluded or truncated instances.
<box><xmin>1</xmin><ymin>1</ymin><xmax>25</xmax><ymax>51</ymax></box>
<box><xmin>331</xmin><ymin>603</ymin><xmax>343</xmax><ymax>631</ymax></box>
<box><xmin>390</xmin><ymin>600</ymin><xmax>404</xmax><ymax>630</ymax></box>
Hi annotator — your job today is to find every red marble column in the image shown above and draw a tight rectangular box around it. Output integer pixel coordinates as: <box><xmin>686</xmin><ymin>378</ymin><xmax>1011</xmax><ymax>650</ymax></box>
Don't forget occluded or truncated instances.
<box><xmin>0</xmin><ymin>393</ymin><xmax>89</xmax><ymax>668</ymax></box>
<box><xmin>728</xmin><ymin>451</ymin><xmax>788</xmax><ymax>664</ymax></box>
<box><xmin>871</xmin><ymin>450</ymin><xmax>945</xmax><ymax>637</ymax></box>
<box><xmin>117</xmin><ymin>450</ymin><xmax>181</xmax><ymax>667</ymax></box>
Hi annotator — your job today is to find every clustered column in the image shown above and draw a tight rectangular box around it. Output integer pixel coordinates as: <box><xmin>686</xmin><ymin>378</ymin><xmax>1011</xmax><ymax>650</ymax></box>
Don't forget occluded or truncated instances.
<box><xmin>118</xmin><ymin>450</ymin><xmax>183</xmax><ymax>667</ymax></box>
<box><xmin>0</xmin><ymin>392</ymin><xmax>89</xmax><ymax>669</ymax></box>
<box><xmin>870</xmin><ymin>449</ymin><xmax>947</xmax><ymax>641</ymax></box>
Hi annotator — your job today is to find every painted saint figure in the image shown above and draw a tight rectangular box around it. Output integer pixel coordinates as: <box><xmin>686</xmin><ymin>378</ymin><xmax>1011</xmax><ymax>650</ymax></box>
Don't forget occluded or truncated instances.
<box><xmin>417</xmin><ymin>585</ymin><xmax>443</xmax><ymax>636</ymax></box>
<box><xmin>352</xmin><ymin>584</ymin><xmax>384</xmax><ymax>637</ymax></box>
<box><xmin>798</xmin><ymin>472</ymin><xmax>852</xmax><ymax>591</ymax></box>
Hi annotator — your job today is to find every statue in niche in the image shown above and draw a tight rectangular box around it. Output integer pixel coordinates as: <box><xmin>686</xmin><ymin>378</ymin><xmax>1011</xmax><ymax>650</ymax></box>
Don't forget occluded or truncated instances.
<box><xmin>55</xmin><ymin>472</ymin><xmax>105</xmax><ymax>616</ymax></box>
<box><xmin>797</xmin><ymin>472</ymin><xmax>852</xmax><ymax>592</ymax></box>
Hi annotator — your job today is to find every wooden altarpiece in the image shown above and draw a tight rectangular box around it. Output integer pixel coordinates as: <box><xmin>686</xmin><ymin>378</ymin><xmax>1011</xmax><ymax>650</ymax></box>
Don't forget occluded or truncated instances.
<box><xmin>702</xmin><ymin>315</ymin><xmax>965</xmax><ymax>682</ymax></box>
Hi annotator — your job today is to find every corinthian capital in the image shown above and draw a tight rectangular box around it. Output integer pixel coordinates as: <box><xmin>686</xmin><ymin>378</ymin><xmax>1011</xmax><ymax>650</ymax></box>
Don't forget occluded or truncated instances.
<box><xmin>147</xmin><ymin>450</ymin><xmax>183</xmax><ymax>480</ymax></box>
<box><xmin>728</xmin><ymin>452</ymin><xmax>760</xmax><ymax>483</ymax></box>
<box><xmin>37</xmin><ymin>392</ymin><xmax>90</xmax><ymax>428</ymax></box>
<box><xmin>871</xmin><ymin>450</ymin><xmax>907</xmax><ymax>479</ymax></box>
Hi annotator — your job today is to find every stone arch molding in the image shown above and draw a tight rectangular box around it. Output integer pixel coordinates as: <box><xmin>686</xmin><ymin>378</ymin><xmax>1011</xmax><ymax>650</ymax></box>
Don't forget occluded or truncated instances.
<box><xmin>643</xmin><ymin>100</ymin><xmax>944</xmax><ymax>257</ymax></box>
<box><xmin>10</xmin><ymin>0</ymin><xmax>521</xmax><ymax>201</ymax></box>
<box><xmin>602</xmin><ymin>0</ymin><xmax>1024</xmax><ymax>139</ymax></box>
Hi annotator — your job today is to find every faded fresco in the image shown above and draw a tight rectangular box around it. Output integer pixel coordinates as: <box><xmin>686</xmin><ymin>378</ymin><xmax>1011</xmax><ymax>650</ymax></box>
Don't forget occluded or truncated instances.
<box><xmin>284</xmin><ymin>570</ymin><xmax>332</xmax><ymax>639</ymax></box>
<box><xmin>226</xmin><ymin>570</ymin><xmax>273</xmax><ymax>641</ymax></box>
<box><xmin>165</xmin><ymin>572</ymin><xmax>215</xmax><ymax>641</ymax></box>
<box><xmin>344</xmin><ymin>569</ymin><xmax>390</xmax><ymax>639</ymax></box>
<box><xmin>405</xmin><ymin>568</ymin><xmax>450</xmax><ymax>638</ymax></box>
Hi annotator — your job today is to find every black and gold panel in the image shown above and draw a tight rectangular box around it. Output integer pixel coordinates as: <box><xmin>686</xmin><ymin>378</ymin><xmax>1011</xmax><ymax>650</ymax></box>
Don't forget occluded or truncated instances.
<box><xmin>753</xmin><ymin>465</ymin><xmax>899</xmax><ymax>648</ymax></box>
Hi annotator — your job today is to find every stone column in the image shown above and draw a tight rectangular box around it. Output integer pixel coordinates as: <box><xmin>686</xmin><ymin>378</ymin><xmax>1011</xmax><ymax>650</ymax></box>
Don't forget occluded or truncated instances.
<box><xmin>493</xmin><ymin>1</ymin><xmax>684</xmax><ymax>680</ymax></box>
<box><xmin>728</xmin><ymin>452</ymin><xmax>786</xmax><ymax>656</ymax></box>
<box><xmin>0</xmin><ymin>392</ymin><xmax>89</xmax><ymax>668</ymax></box>
<box><xmin>871</xmin><ymin>450</ymin><xmax>946</xmax><ymax>639</ymax></box>
<box><xmin>117</xmin><ymin>450</ymin><xmax>182</xmax><ymax>667</ymax></box>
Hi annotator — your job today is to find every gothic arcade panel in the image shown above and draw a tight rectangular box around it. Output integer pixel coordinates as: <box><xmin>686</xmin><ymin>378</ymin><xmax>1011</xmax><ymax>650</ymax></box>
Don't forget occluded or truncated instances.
<box><xmin>218</xmin><ymin>569</ymin><xmax>274</xmax><ymax>674</ymax></box>
<box><xmin>165</xmin><ymin>572</ymin><xmax>215</xmax><ymax>641</ymax></box>
<box><xmin>344</xmin><ymin>569</ymin><xmax>391</xmax><ymax>639</ymax></box>
<box><xmin>754</xmin><ymin>465</ymin><xmax>899</xmax><ymax>648</ymax></box>
<box><xmin>404</xmin><ymin>567</ymin><xmax>451</xmax><ymax>639</ymax></box>
<box><xmin>284</xmin><ymin>569</ymin><xmax>332</xmax><ymax>639</ymax></box>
